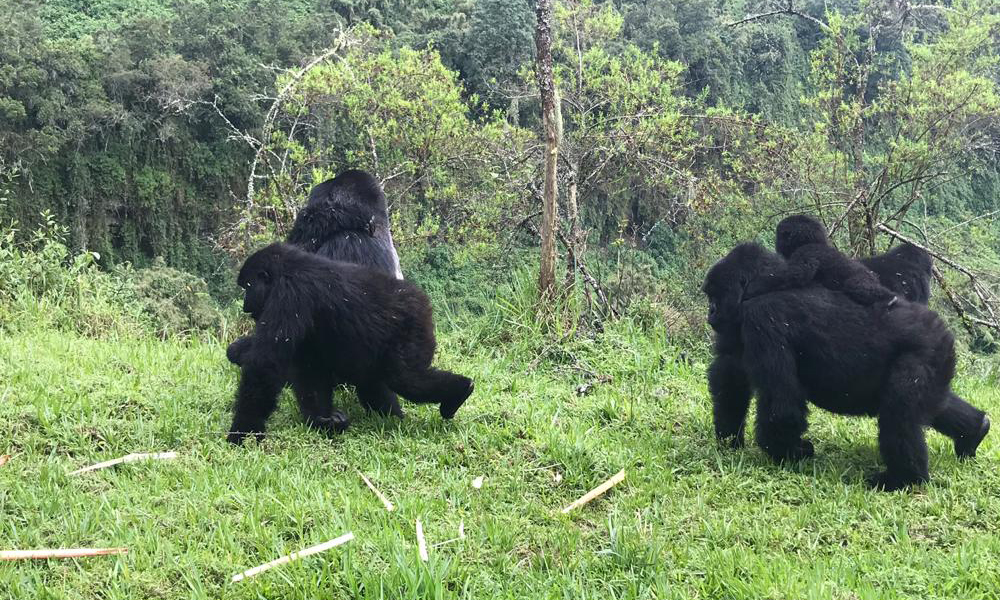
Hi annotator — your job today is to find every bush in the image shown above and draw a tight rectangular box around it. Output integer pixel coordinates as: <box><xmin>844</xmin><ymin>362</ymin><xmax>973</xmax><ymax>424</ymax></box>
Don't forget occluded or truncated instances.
<box><xmin>125</xmin><ymin>257</ymin><xmax>224</xmax><ymax>338</ymax></box>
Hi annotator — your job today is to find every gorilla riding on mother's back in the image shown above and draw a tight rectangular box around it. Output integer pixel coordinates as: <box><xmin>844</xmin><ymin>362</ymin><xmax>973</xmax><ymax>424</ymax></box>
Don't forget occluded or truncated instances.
<box><xmin>703</xmin><ymin>242</ymin><xmax>989</xmax><ymax>490</ymax></box>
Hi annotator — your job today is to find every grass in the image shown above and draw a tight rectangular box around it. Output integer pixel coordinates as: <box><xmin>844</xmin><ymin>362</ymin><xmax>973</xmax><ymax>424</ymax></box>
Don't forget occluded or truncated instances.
<box><xmin>1</xmin><ymin>324</ymin><xmax>999</xmax><ymax>600</ymax></box>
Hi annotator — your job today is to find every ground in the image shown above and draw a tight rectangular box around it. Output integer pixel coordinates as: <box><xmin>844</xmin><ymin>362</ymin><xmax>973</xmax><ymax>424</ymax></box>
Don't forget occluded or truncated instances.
<box><xmin>1</xmin><ymin>328</ymin><xmax>999</xmax><ymax>600</ymax></box>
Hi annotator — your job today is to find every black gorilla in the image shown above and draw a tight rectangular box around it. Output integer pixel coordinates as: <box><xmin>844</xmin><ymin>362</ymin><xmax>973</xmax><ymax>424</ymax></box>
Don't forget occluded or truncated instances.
<box><xmin>773</xmin><ymin>214</ymin><xmax>989</xmax><ymax>457</ymax></box>
<box><xmin>746</xmin><ymin>215</ymin><xmax>897</xmax><ymax>307</ymax></box>
<box><xmin>704</xmin><ymin>242</ymin><xmax>986</xmax><ymax>490</ymax></box>
<box><xmin>227</xmin><ymin>243</ymin><xmax>473</xmax><ymax>444</ymax></box>
<box><xmin>226</xmin><ymin>169</ymin><xmax>408</xmax><ymax>416</ymax></box>
<box><xmin>287</xmin><ymin>169</ymin><xmax>403</xmax><ymax>279</ymax></box>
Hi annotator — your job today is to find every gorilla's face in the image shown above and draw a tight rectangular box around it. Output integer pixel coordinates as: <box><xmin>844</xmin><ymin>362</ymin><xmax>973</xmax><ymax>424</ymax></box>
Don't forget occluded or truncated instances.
<box><xmin>241</xmin><ymin>271</ymin><xmax>271</xmax><ymax>320</ymax></box>
<box><xmin>702</xmin><ymin>267</ymin><xmax>746</xmax><ymax>333</ymax></box>
<box><xmin>703</xmin><ymin>243</ymin><xmax>771</xmax><ymax>333</ymax></box>
<box><xmin>237</xmin><ymin>253</ymin><xmax>276</xmax><ymax>321</ymax></box>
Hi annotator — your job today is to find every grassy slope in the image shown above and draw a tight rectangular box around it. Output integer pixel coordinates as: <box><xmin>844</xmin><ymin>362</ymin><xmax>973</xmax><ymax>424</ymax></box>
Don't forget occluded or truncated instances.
<box><xmin>1</xmin><ymin>327</ymin><xmax>999</xmax><ymax>600</ymax></box>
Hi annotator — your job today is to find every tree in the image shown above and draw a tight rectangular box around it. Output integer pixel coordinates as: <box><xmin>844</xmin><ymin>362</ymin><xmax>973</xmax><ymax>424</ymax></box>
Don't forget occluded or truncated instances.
<box><xmin>535</xmin><ymin>0</ymin><xmax>560</xmax><ymax>300</ymax></box>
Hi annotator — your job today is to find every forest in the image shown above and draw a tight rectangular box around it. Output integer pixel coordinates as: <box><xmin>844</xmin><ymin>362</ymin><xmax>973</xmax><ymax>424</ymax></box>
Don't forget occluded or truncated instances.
<box><xmin>2</xmin><ymin>1</ymin><xmax>1000</xmax><ymax>598</ymax></box>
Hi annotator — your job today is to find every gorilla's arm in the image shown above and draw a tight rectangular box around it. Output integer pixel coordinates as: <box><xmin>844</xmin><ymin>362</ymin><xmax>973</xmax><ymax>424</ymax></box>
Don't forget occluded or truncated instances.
<box><xmin>287</xmin><ymin>201</ymin><xmax>376</xmax><ymax>252</ymax></box>
<box><xmin>743</xmin><ymin>245</ymin><xmax>823</xmax><ymax>299</ymax></box>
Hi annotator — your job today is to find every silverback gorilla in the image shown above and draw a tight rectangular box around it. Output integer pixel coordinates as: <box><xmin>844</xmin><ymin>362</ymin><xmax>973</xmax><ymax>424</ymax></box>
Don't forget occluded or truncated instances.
<box><xmin>226</xmin><ymin>169</ymin><xmax>408</xmax><ymax>417</ymax></box>
<box><xmin>227</xmin><ymin>243</ymin><xmax>473</xmax><ymax>444</ymax></box>
<box><xmin>703</xmin><ymin>242</ymin><xmax>987</xmax><ymax>490</ymax></box>
<box><xmin>287</xmin><ymin>169</ymin><xmax>403</xmax><ymax>279</ymax></box>
<box><xmin>773</xmin><ymin>214</ymin><xmax>989</xmax><ymax>459</ymax></box>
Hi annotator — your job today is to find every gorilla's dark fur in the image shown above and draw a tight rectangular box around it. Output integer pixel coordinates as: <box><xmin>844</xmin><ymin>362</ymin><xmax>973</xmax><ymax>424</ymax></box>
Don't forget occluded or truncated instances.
<box><xmin>287</xmin><ymin>169</ymin><xmax>403</xmax><ymax>279</ymax></box>
<box><xmin>227</xmin><ymin>243</ymin><xmax>473</xmax><ymax>444</ymax></box>
<box><xmin>226</xmin><ymin>169</ymin><xmax>408</xmax><ymax>415</ymax></box>
<box><xmin>704</xmin><ymin>242</ymin><xmax>987</xmax><ymax>490</ymax></box>
<box><xmin>746</xmin><ymin>214</ymin><xmax>897</xmax><ymax>307</ymax></box>
<box><xmin>773</xmin><ymin>214</ymin><xmax>988</xmax><ymax>458</ymax></box>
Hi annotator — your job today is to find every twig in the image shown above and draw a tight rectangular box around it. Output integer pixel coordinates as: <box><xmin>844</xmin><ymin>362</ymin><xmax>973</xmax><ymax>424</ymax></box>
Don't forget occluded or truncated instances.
<box><xmin>431</xmin><ymin>521</ymin><xmax>466</xmax><ymax>548</ymax></box>
<box><xmin>416</xmin><ymin>519</ymin><xmax>429</xmax><ymax>562</ymax></box>
<box><xmin>357</xmin><ymin>470</ymin><xmax>395</xmax><ymax>512</ymax></box>
<box><xmin>69</xmin><ymin>452</ymin><xmax>178</xmax><ymax>476</ymax></box>
<box><xmin>560</xmin><ymin>469</ymin><xmax>626</xmax><ymax>514</ymax></box>
<box><xmin>1</xmin><ymin>548</ymin><xmax>127</xmax><ymax>560</ymax></box>
<box><xmin>231</xmin><ymin>532</ymin><xmax>354</xmax><ymax>583</ymax></box>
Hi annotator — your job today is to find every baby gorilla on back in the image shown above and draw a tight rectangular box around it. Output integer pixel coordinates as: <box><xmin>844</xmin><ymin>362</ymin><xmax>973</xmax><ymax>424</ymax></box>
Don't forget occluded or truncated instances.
<box><xmin>227</xmin><ymin>243</ymin><xmax>473</xmax><ymax>443</ymax></box>
<box><xmin>744</xmin><ymin>215</ymin><xmax>898</xmax><ymax>307</ymax></box>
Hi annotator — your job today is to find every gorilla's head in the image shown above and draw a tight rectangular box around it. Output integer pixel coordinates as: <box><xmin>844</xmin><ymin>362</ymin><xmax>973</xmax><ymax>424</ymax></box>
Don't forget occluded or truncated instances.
<box><xmin>307</xmin><ymin>169</ymin><xmax>388</xmax><ymax>217</ymax></box>
<box><xmin>702</xmin><ymin>242</ymin><xmax>778</xmax><ymax>333</ymax></box>
<box><xmin>775</xmin><ymin>214</ymin><xmax>828</xmax><ymax>258</ymax></box>
<box><xmin>238</xmin><ymin>244</ymin><xmax>287</xmax><ymax>320</ymax></box>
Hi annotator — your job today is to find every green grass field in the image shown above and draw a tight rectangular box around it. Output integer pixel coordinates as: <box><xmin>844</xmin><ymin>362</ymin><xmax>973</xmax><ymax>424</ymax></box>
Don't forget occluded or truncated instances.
<box><xmin>1</xmin><ymin>327</ymin><xmax>999</xmax><ymax>599</ymax></box>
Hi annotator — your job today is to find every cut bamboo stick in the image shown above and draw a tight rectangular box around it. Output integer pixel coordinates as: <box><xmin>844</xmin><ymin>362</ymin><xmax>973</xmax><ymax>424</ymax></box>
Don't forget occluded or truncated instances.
<box><xmin>0</xmin><ymin>547</ymin><xmax>127</xmax><ymax>560</ymax></box>
<box><xmin>69</xmin><ymin>452</ymin><xmax>178</xmax><ymax>475</ymax></box>
<box><xmin>357</xmin><ymin>470</ymin><xmax>395</xmax><ymax>511</ymax></box>
<box><xmin>231</xmin><ymin>532</ymin><xmax>354</xmax><ymax>583</ymax></box>
<box><xmin>416</xmin><ymin>519</ymin><xmax>428</xmax><ymax>562</ymax></box>
<box><xmin>560</xmin><ymin>469</ymin><xmax>625</xmax><ymax>514</ymax></box>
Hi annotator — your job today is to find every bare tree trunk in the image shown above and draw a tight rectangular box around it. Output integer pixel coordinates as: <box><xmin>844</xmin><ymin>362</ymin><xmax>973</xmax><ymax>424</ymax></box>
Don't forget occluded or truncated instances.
<box><xmin>535</xmin><ymin>0</ymin><xmax>559</xmax><ymax>300</ymax></box>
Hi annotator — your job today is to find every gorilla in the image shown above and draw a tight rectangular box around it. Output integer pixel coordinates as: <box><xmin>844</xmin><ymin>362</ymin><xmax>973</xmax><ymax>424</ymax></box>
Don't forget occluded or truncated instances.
<box><xmin>746</xmin><ymin>215</ymin><xmax>898</xmax><ymax>307</ymax></box>
<box><xmin>227</xmin><ymin>169</ymin><xmax>408</xmax><ymax>417</ymax></box>
<box><xmin>287</xmin><ymin>169</ymin><xmax>403</xmax><ymax>279</ymax></box>
<box><xmin>704</xmin><ymin>242</ymin><xmax>987</xmax><ymax>490</ymax></box>
<box><xmin>773</xmin><ymin>214</ymin><xmax>989</xmax><ymax>458</ymax></box>
<box><xmin>227</xmin><ymin>243</ymin><xmax>474</xmax><ymax>444</ymax></box>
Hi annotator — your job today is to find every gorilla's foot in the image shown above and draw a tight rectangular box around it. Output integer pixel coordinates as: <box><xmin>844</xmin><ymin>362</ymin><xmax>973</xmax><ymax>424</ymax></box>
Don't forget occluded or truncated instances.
<box><xmin>866</xmin><ymin>470</ymin><xmax>926</xmax><ymax>492</ymax></box>
<box><xmin>227</xmin><ymin>429</ymin><xmax>265</xmax><ymax>445</ymax></box>
<box><xmin>311</xmin><ymin>411</ymin><xmax>350</xmax><ymax>434</ymax></box>
<box><xmin>782</xmin><ymin>438</ymin><xmax>814</xmax><ymax>462</ymax></box>
<box><xmin>440</xmin><ymin>379</ymin><xmax>474</xmax><ymax>420</ymax></box>
<box><xmin>955</xmin><ymin>414</ymin><xmax>990</xmax><ymax>459</ymax></box>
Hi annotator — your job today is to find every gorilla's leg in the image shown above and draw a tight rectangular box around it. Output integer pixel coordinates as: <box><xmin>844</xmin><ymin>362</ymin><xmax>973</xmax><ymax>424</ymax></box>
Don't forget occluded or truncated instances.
<box><xmin>385</xmin><ymin>366</ymin><xmax>474</xmax><ymax>419</ymax></box>
<box><xmin>708</xmin><ymin>354</ymin><xmax>753</xmax><ymax>448</ymax></box>
<box><xmin>931</xmin><ymin>392</ymin><xmax>990</xmax><ymax>458</ymax></box>
<box><xmin>743</xmin><ymin>336</ymin><xmax>812</xmax><ymax>461</ymax></box>
<box><xmin>290</xmin><ymin>364</ymin><xmax>348</xmax><ymax>434</ymax></box>
<box><xmin>228</xmin><ymin>365</ymin><xmax>284</xmax><ymax>444</ymax></box>
<box><xmin>871</xmin><ymin>355</ymin><xmax>939</xmax><ymax>490</ymax></box>
<box><xmin>357</xmin><ymin>381</ymin><xmax>405</xmax><ymax>418</ymax></box>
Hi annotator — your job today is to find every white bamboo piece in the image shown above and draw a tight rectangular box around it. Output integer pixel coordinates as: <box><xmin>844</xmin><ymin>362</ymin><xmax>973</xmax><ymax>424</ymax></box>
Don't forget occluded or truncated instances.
<box><xmin>0</xmin><ymin>547</ymin><xmax>127</xmax><ymax>560</ymax></box>
<box><xmin>357</xmin><ymin>470</ymin><xmax>395</xmax><ymax>511</ymax></box>
<box><xmin>69</xmin><ymin>452</ymin><xmax>178</xmax><ymax>475</ymax></box>
<box><xmin>231</xmin><ymin>532</ymin><xmax>354</xmax><ymax>583</ymax></box>
<box><xmin>416</xmin><ymin>519</ymin><xmax>428</xmax><ymax>562</ymax></box>
<box><xmin>560</xmin><ymin>469</ymin><xmax>626</xmax><ymax>514</ymax></box>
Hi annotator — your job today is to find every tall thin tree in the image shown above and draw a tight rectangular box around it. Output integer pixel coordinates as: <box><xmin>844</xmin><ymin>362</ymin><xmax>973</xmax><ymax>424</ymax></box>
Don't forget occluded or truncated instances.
<box><xmin>534</xmin><ymin>0</ymin><xmax>560</xmax><ymax>300</ymax></box>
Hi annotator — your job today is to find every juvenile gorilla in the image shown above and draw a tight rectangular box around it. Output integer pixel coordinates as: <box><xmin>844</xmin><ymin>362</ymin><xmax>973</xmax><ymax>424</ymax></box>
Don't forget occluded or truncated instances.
<box><xmin>774</xmin><ymin>214</ymin><xmax>989</xmax><ymax>457</ymax></box>
<box><xmin>704</xmin><ymin>242</ymin><xmax>976</xmax><ymax>490</ymax></box>
<box><xmin>227</xmin><ymin>243</ymin><xmax>473</xmax><ymax>444</ymax></box>
<box><xmin>744</xmin><ymin>214</ymin><xmax>897</xmax><ymax>307</ymax></box>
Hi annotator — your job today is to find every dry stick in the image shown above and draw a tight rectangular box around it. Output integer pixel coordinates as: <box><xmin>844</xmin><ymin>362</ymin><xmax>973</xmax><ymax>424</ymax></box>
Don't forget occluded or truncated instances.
<box><xmin>69</xmin><ymin>452</ymin><xmax>178</xmax><ymax>476</ymax></box>
<box><xmin>1</xmin><ymin>548</ymin><xmax>127</xmax><ymax>560</ymax></box>
<box><xmin>231</xmin><ymin>532</ymin><xmax>354</xmax><ymax>583</ymax></box>
<box><xmin>416</xmin><ymin>519</ymin><xmax>429</xmax><ymax>562</ymax></box>
<box><xmin>560</xmin><ymin>469</ymin><xmax>626</xmax><ymax>514</ymax></box>
<box><xmin>357</xmin><ymin>470</ymin><xmax>395</xmax><ymax>512</ymax></box>
<box><xmin>431</xmin><ymin>521</ymin><xmax>466</xmax><ymax>549</ymax></box>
